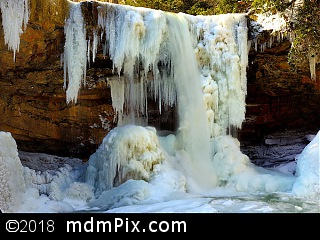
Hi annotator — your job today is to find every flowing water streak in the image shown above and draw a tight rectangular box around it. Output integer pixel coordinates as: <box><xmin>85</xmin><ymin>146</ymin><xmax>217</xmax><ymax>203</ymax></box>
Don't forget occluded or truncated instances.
<box><xmin>165</xmin><ymin>13</ymin><xmax>214</xmax><ymax>188</ymax></box>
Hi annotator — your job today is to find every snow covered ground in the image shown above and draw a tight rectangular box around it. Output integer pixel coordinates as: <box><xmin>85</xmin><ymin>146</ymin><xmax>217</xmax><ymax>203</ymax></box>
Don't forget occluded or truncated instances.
<box><xmin>0</xmin><ymin>128</ymin><xmax>319</xmax><ymax>213</ymax></box>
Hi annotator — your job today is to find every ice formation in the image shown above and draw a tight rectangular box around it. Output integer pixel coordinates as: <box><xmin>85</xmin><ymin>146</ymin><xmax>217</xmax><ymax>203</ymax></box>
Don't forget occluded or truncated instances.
<box><xmin>0</xmin><ymin>131</ymin><xmax>92</xmax><ymax>213</ymax></box>
<box><xmin>63</xmin><ymin>2</ymin><xmax>87</xmax><ymax>104</ymax></box>
<box><xmin>85</xmin><ymin>125</ymin><xmax>165</xmax><ymax>196</ymax></box>
<box><xmin>309</xmin><ymin>52</ymin><xmax>319</xmax><ymax>81</ymax></box>
<box><xmin>0</xmin><ymin>132</ymin><xmax>26</xmax><ymax>212</ymax></box>
<box><xmin>64</xmin><ymin>3</ymin><xmax>248</xmax><ymax>136</ymax></box>
<box><xmin>0</xmin><ymin>1</ymin><xmax>319</xmax><ymax>213</ymax></box>
<box><xmin>61</xmin><ymin>2</ymin><xmax>319</xmax><ymax>202</ymax></box>
<box><xmin>60</xmin><ymin>3</ymin><xmax>248</xmax><ymax>193</ymax></box>
<box><xmin>292</xmin><ymin>131</ymin><xmax>320</xmax><ymax>199</ymax></box>
<box><xmin>0</xmin><ymin>0</ymin><xmax>29</xmax><ymax>61</ymax></box>
<box><xmin>63</xmin><ymin>2</ymin><xmax>249</xmax><ymax>191</ymax></box>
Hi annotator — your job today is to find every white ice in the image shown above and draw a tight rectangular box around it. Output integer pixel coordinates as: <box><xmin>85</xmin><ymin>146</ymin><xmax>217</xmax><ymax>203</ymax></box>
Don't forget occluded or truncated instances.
<box><xmin>63</xmin><ymin>2</ymin><xmax>87</xmax><ymax>104</ymax></box>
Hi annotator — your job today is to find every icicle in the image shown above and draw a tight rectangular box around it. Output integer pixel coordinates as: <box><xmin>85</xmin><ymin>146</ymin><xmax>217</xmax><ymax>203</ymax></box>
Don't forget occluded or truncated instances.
<box><xmin>237</xmin><ymin>17</ymin><xmax>249</xmax><ymax>96</ymax></box>
<box><xmin>63</xmin><ymin>2</ymin><xmax>87</xmax><ymax>104</ymax></box>
<box><xmin>87</xmin><ymin>39</ymin><xmax>91</xmax><ymax>68</ymax></box>
<box><xmin>92</xmin><ymin>30</ymin><xmax>99</xmax><ymax>62</ymax></box>
<box><xmin>0</xmin><ymin>0</ymin><xmax>29</xmax><ymax>61</ymax></box>
<box><xmin>254</xmin><ymin>38</ymin><xmax>258</xmax><ymax>52</ymax></box>
<box><xmin>268</xmin><ymin>36</ymin><xmax>273</xmax><ymax>48</ymax></box>
<box><xmin>108</xmin><ymin>77</ymin><xmax>125</xmax><ymax>123</ymax></box>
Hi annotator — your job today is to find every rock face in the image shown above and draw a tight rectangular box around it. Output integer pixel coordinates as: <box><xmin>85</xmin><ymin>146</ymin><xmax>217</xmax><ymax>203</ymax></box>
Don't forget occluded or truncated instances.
<box><xmin>239</xmin><ymin>35</ymin><xmax>320</xmax><ymax>163</ymax></box>
<box><xmin>0</xmin><ymin>0</ymin><xmax>319</xmax><ymax>161</ymax></box>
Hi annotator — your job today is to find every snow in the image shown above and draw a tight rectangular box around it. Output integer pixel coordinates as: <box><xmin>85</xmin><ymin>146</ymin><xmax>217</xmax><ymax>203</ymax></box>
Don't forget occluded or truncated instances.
<box><xmin>0</xmin><ymin>2</ymin><xmax>319</xmax><ymax>213</ymax></box>
<box><xmin>0</xmin><ymin>128</ymin><xmax>319</xmax><ymax>213</ymax></box>
<box><xmin>292</xmin><ymin>131</ymin><xmax>320</xmax><ymax>199</ymax></box>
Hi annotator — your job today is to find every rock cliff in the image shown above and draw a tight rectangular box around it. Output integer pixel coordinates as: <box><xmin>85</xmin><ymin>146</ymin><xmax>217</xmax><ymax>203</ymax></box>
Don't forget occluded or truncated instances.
<box><xmin>240</xmin><ymin>33</ymin><xmax>320</xmax><ymax>164</ymax></box>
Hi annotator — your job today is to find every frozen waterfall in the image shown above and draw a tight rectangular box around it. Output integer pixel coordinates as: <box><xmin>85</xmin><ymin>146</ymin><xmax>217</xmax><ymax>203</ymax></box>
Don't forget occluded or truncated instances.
<box><xmin>62</xmin><ymin>2</ymin><xmax>250</xmax><ymax>191</ymax></box>
<box><xmin>0</xmin><ymin>1</ymin><xmax>318</xmax><ymax>213</ymax></box>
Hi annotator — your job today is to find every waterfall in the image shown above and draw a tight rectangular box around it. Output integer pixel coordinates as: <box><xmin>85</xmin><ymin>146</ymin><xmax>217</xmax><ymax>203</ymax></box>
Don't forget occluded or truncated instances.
<box><xmin>63</xmin><ymin>2</ymin><xmax>249</xmax><ymax>192</ymax></box>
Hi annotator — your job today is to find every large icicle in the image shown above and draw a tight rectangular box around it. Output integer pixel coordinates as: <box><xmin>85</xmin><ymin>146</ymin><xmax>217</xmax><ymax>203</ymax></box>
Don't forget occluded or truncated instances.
<box><xmin>108</xmin><ymin>78</ymin><xmax>125</xmax><ymax>123</ymax></box>
<box><xmin>63</xmin><ymin>2</ymin><xmax>87</xmax><ymax>104</ymax></box>
<box><xmin>0</xmin><ymin>0</ymin><xmax>29</xmax><ymax>61</ymax></box>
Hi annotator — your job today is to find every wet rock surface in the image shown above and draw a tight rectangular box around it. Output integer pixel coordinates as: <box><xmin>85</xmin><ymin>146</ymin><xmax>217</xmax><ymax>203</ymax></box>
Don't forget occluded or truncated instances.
<box><xmin>240</xmin><ymin>128</ymin><xmax>317</xmax><ymax>170</ymax></box>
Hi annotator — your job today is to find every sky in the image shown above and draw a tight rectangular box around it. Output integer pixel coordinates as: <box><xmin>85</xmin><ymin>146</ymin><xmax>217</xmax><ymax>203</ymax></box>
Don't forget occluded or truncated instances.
<box><xmin>0</xmin><ymin>1</ymin><xmax>319</xmax><ymax>214</ymax></box>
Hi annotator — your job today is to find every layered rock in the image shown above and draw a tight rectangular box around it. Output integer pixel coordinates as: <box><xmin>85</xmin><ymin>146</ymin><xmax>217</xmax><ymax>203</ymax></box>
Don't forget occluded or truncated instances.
<box><xmin>240</xmin><ymin>33</ymin><xmax>320</xmax><ymax>163</ymax></box>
